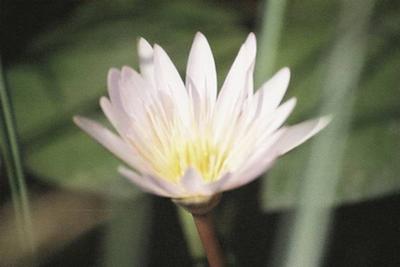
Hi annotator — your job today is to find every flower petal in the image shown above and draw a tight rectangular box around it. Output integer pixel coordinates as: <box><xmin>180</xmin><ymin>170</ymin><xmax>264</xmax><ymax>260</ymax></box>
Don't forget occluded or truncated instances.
<box><xmin>118</xmin><ymin>166</ymin><xmax>173</xmax><ymax>197</ymax></box>
<box><xmin>153</xmin><ymin>44</ymin><xmax>190</xmax><ymax>125</ymax></box>
<box><xmin>73</xmin><ymin>116</ymin><xmax>147</xmax><ymax>173</ymax></box>
<box><xmin>260</xmin><ymin>97</ymin><xmax>297</xmax><ymax>136</ymax></box>
<box><xmin>218</xmin><ymin>33</ymin><xmax>256</xmax><ymax>99</ymax></box>
<box><xmin>100</xmin><ymin>96</ymin><xmax>129</xmax><ymax>135</ymax></box>
<box><xmin>222</xmin><ymin>157</ymin><xmax>276</xmax><ymax>192</ymax></box>
<box><xmin>180</xmin><ymin>167</ymin><xmax>210</xmax><ymax>195</ymax></box>
<box><xmin>213</xmin><ymin>33</ymin><xmax>256</xmax><ymax>140</ymax></box>
<box><xmin>186</xmin><ymin>32</ymin><xmax>217</xmax><ymax>120</ymax></box>
<box><xmin>137</xmin><ymin>37</ymin><xmax>156</xmax><ymax>86</ymax></box>
<box><xmin>118</xmin><ymin>66</ymin><xmax>153</xmax><ymax>120</ymax></box>
<box><xmin>107</xmin><ymin>68</ymin><xmax>128</xmax><ymax>116</ymax></box>
<box><xmin>220</xmin><ymin>129</ymin><xmax>285</xmax><ymax>192</ymax></box>
<box><xmin>254</xmin><ymin>67</ymin><xmax>291</xmax><ymax>117</ymax></box>
<box><xmin>271</xmin><ymin>116</ymin><xmax>332</xmax><ymax>156</ymax></box>
<box><xmin>203</xmin><ymin>172</ymin><xmax>233</xmax><ymax>193</ymax></box>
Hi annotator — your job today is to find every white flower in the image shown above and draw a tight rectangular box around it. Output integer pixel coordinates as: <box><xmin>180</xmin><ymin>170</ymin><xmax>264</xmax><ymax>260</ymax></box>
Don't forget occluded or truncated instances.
<box><xmin>74</xmin><ymin>32</ymin><xmax>330</xmax><ymax>203</ymax></box>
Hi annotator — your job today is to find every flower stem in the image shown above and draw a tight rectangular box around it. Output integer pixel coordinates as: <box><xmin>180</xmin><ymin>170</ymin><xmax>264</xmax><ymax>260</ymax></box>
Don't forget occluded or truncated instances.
<box><xmin>192</xmin><ymin>212</ymin><xmax>225</xmax><ymax>267</ymax></box>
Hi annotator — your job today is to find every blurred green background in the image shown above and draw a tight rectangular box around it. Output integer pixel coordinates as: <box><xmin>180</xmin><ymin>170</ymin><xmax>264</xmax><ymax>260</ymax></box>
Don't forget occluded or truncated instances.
<box><xmin>0</xmin><ymin>0</ymin><xmax>399</xmax><ymax>266</ymax></box>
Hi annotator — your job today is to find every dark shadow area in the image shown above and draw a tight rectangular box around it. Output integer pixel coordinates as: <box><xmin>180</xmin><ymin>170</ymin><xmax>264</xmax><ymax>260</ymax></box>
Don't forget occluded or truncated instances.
<box><xmin>37</xmin><ymin>181</ymin><xmax>400</xmax><ymax>267</ymax></box>
<box><xmin>147</xmin><ymin>197</ymin><xmax>193</xmax><ymax>267</ymax></box>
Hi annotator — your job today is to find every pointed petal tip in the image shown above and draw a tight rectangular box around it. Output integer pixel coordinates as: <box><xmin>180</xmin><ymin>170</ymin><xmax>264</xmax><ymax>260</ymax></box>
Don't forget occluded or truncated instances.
<box><xmin>190</xmin><ymin>32</ymin><xmax>207</xmax><ymax>50</ymax></box>
<box><xmin>247</xmin><ymin>32</ymin><xmax>256</xmax><ymax>41</ymax></box>
<box><xmin>121</xmin><ymin>65</ymin><xmax>131</xmax><ymax>72</ymax></box>
<box><xmin>274</xmin><ymin>97</ymin><xmax>297</xmax><ymax>124</ymax></box>
<box><xmin>240</xmin><ymin>32</ymin><xmax>256</xmax><ymax>60</ymax></box>
<box><xmin>274</xmin><ymin>115</ymin><xmax>333</xmax><ymax>156</ymax></box>
<box><xmin>245</xmin><ymin>32</ymin><xmax>256</xmax><ymax>45</ymax></box>
<box><xmin>73</xmin><ymin>116</ymin><xmax>100</xmax><ymax>135</ymax></box>
<box><xmin>72</xmin><ymin>115</ymin><xmax>83</xmax><ymax>126</ymax></box>
<box><xmin>245</xmin><ymin>33</ymin><xmax>257</xmax><ymax>51</ymax></box>
<box><xmin>316</xmin><ymin>115</ymin><xmax>333</xmax><ymax>131</ymax></box>
<box><xmin>192</xmin><ymin>32</ymin><xmax>209</xmax><ymax>48</ymax></box>
<box><xmin>138</xmin><ymin>37</ymin><xmax>153</xmax><ymax>53</ymax></box>
<box><xmin>279</xmin><ymin>67</ymin><xmax>290</xmax><ymax>77</ymax></box>
<box><xmin>269</xmin><ymin>67</ymin><xmax>290</xmax><ymax>87</ymax></box>
<box><xmin>286</xmin><ymin>97</ymin><xmax>297</xmax><ymax>109</ymax></box>
<box><xmin>108</xmin><ymin>68</ymin><xmax>120</xmax><ymax>78</ymax></box>
<box><xmin>153</xmin><ymin>43</ymin><xmax>162</xmax><ymax>52</ymax></box>
<box><xmin>152</xmin><ymin>44</ymin><xmax>167</xmax><ymax>59</ymax></box>
<box><xmin>195</xmin><ymin>31</ymin><xmax>206</xmax><ymax>39</ymax></box>
<box><xmin>99</xmin><ymin>95</ymin><xmax>107</xmax><ymax>104</ymax></box>
<box><xmin>120</xmin><ymin>65</ymin><xmax>139</xmax><ymax>80</ymax></box>
<box><xmin>73</xmin><ymin>116</ymin><xmax>96</xmax><ymax>131</ymax></box>
<box><xmin>137</xmin><ymin>36</ymin><xmax>148</xmax><ymax>45</ymax></box>
<box><xmin>117</xmin><ymin>165</ymin><xmax>128</xmax><ymax>174</ymax></box>
<box><xmin>99</xmin><ymin>96</ymin><xmax>111</xmax><ymax>110</ymax></box>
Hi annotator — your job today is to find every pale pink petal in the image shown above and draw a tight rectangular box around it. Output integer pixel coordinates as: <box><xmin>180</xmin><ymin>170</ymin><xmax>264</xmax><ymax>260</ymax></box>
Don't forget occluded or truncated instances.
<box><xmin>153</xmin><ymin>45</ymin><xmax>190</xmax><ymax>127</ymax></box>
<box><xmin>203</xmin><ymin>172</ymin><xmax>233</xmax><ymax>193</ymax></box>
<box><xmin>186</xmin><ymin>78</ymin><xmax>202</xmax><ymax>123</ymax></box>
<box><xmin>107</xmin><ymin>68</ymin><xmax>121</xmax><ymax>106</ymax></box>
<box><xmin>153</xmin><ymin>44</ymin><xmax>185</xmax><ymax>90</ymax></box>
<box><xmin>106</xmin><ymin>69</ymin><xmax>132</xmax><ymax>133</ymax></box>
<box><xmin>243</xmin><ymin>98</ymin><xmax>296</xmax><ymax>149</ymax></box>
<box><xmin>107</xmin><ymin>68</ymin><xmax>130</xmax><ymax>120</ymax></box>
<box><xmin>259</xmin><ymin>97</ymin><xmax>297</xmax><ymax>136</ymax></box>
<box><xmin>213</xmin><ymin>63</ymin><xmax>256</xmax><ymax>144</ymax></box>
<box><xmin>215</xmin><ymin>33</ymin><xmax>256</xmax><ymax>110</ymax></box>
<box><xmin>186</xmin><ymin>32</ymin><xmax>217</xmax><ymax>120</ymax></box>
<box><xmin>213</xmin><ymin>33</ymin><xmax>256</xmax><ymax>140</ymax></box>
<box><xmin>220</xmin><ymin>129</ymin><xmax>285</xmax><ymax>192</ymax></box>
<box><xmin>180</xmin><ymin>167</ymin><xmax>209</xmax><ymax>195</ymax></box>
<box><xmin>145</xmin><ymin>175</ymin><xmax>185</xmax><ymax>196</ymax></box>
<box><xmin>221</xmin><ymin>157</ymin><xmax>276</xmax><ymax>192</ymax></box>
<box><xmin>271</xmin><ymin>116</ymin><xmax>332</xmax><ymax>156</ymax></box>
<box><xmin>118</xmin><ymin>166</ymin><xmax>173</xmax><ymax>197</ymax></box>
<box><xmin>73</xmin><ymin>116</ymin><xmax>146</xmax><ymax>172</ymax></box>
<box><xmin>137</xmin><ymin>37</ymin><xmax>156</xmax><ymax>86</ymax></box>
<box><xmin>118</xmin><ymin>66</ymin><xmax>152</xmax><ymax>119</ymax></box>
<box><xmin>254</xmin><ymin>67</ymin><xmax>291</xmax><ymax>117</ymax></box>
<box><xmin>220</xmin><ymin>117</ymin><xmax>331</xmax><ymax>192</ymax></box>
<box><xmin>99</xmin><ymin>96</ymin><xmax>129</xmax><ymax>135</ymax></box>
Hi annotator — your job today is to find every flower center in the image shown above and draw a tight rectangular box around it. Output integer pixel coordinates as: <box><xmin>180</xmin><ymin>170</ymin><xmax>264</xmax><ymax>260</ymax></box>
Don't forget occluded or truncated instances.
<box><xmin>129</xmin><ymin>133</ymin><xmax>229</xmax><ymax>183</ymax></box>
<box><xmin>166</xmin><ymin>136</ymin><xmax>228</xmax><ymax>182</ymax></box>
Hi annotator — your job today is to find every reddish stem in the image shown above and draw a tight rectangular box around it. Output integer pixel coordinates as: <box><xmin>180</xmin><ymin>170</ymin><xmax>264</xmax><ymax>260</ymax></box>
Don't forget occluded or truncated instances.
<box><xmin>193</xmin><ymin>213</ymin><xmax>226</xmax><ymax>267</ymax></box>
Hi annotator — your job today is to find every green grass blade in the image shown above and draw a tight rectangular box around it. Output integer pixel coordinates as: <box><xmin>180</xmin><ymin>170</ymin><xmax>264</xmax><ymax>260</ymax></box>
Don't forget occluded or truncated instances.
<box><xmin>0</xmin><ymin>55</ymin><xmax>35</xmax><ymax>253</ymax></box>
<box><xmin>256</xmin><ymin>0</ymin><xmax>287</xmax><ymax>86</ymax></box>
<box><xmin>282</xmin><ymin>1</ymin><xmax>375</xmax><ymax>267</ymax></box>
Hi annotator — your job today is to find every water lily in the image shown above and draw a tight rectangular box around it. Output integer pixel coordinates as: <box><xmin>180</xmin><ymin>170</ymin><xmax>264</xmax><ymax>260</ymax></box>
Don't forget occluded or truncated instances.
<box><xmin>74</xmin><ymin>32</ymin><xmax>329</xmax><ymax>206</ymax></box>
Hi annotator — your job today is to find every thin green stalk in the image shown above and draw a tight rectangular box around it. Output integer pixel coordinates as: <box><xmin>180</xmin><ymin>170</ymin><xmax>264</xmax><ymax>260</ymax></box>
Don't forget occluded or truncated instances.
<box><xmin>178</xmin><ymin>208</ymin><xmax>204</xmax><ymax>260</ymax></box>
<box><xmin>0</xmin><ymin>55</ymin><xmax>34</xmax><ymax>253</ymax></box>
<box><xmin>282</xmin><ymin>1</ymin><xmax>375</xmax><ymax>267</ymax></box>
<box><xmin>255</xmin><ymin>0</ymin><xmax>287</xmax><ymax>86</ymax></box>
